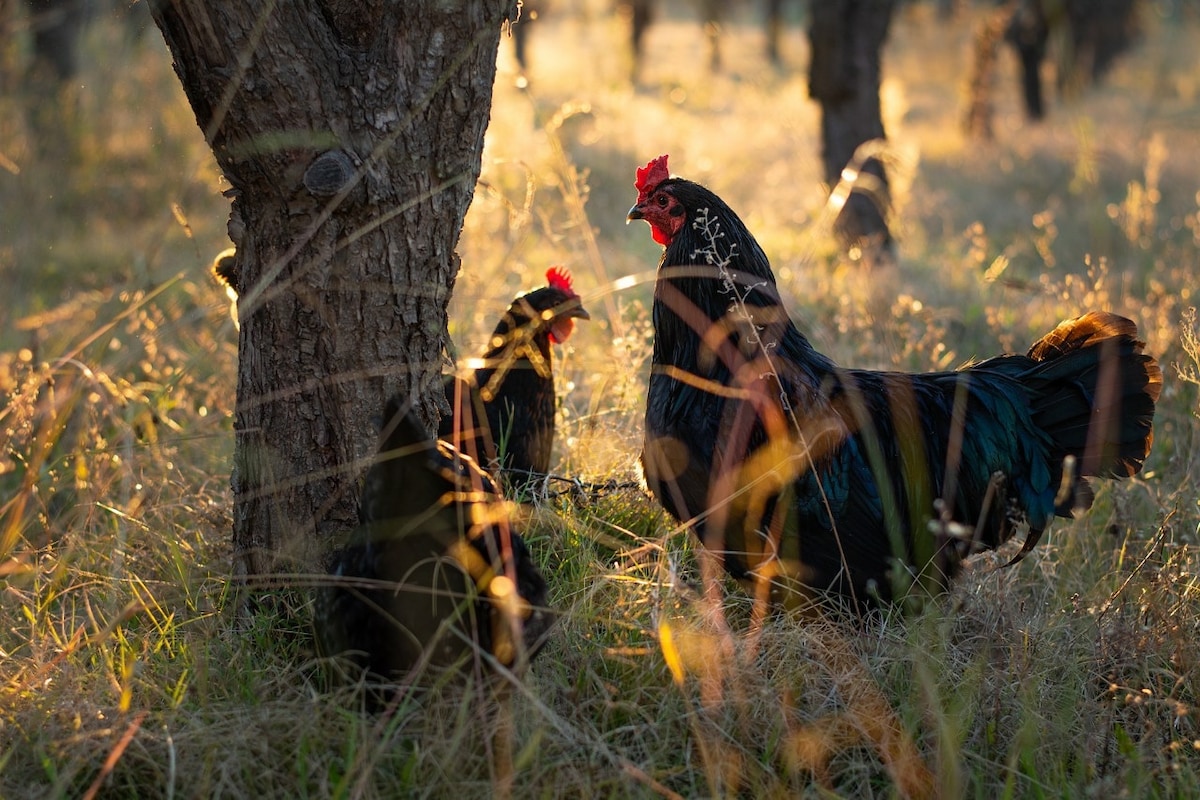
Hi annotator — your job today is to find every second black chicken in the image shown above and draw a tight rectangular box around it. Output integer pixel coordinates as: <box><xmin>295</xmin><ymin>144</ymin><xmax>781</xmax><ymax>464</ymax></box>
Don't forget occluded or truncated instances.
<box><xmin>441</xmin><ymin>266</ymin><xmax>589</xmax><ymax>492</ymax></box>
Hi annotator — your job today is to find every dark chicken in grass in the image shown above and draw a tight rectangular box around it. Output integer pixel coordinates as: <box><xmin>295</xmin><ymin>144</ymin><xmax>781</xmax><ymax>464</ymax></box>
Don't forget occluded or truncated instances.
<box><xmin>627</xmin><ymin>154</ymin><xmax>1161</xmax><ymax>609</ymax></box>
<box><xmin>440</xmin><ymin>266</ymin><xmax>589</xmax><ymax>492</ymax></box>
<box><xmin>315</xmin><ymin>395</ymin><xmax>550</xmax><ymax>684</ymax></box>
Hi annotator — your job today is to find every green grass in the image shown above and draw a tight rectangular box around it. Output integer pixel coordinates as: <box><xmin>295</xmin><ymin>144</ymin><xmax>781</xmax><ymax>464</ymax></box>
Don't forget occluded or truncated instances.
<box><xmin>4</xmin><ymin>4</ymin><xmax>1200</xmax><ymax>797</ymax></box>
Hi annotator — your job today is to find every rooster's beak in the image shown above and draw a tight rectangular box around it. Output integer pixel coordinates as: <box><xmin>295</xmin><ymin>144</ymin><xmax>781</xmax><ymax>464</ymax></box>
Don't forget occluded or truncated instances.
<box><xmin>626</xmin><ymin>205</ymin><xmax>644</xmax><ymax>223</ymax></box>
<box><xmin>553</xmin><ymin>297</ymin><xmax>590</xmax><ymax>322</ymax></box>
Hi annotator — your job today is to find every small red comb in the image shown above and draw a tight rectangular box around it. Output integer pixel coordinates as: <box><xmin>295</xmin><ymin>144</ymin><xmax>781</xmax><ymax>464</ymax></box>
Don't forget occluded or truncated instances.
<box><xmin>546</xmin><ymin>265</ymin><xmax>574</xmax><ymax>293</ymax></box>
<box><xmin>635</xmin><ymin>155</ymin><xmax>670</xmax><ymax>203</ymax></box>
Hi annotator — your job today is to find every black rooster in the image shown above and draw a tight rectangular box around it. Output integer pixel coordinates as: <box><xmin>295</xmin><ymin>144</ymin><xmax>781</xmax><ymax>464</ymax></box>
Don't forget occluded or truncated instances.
<box><xmin>627</xmin><ymin>154</ymin><xmax>1161</xmax><ymax>608</ymax></box>
<box><xmin>314</xmin><ymin>395</ymin><xmax>550</xmax><ymax>683</ymax></box>
<box><xmin>440</xmin><ymin>266</ymin><xmax>589</xmax><ymax>491</ymax></box>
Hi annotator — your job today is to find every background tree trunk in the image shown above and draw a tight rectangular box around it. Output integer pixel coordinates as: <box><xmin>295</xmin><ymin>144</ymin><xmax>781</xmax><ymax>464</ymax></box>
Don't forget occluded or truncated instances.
<box><xmin>149</xmin><ymin>1</ymin><xmax>514</xmax><ymax>582</ymax></box>
<box><xmin>808</xmin><ymin>0</ymin><xmax>896</xmax><ymax>259</ymax></box>
<box><xmin>964</xmin><ymin>6</ymin><xmax>1010</xmax><ymax>140</ymax></box>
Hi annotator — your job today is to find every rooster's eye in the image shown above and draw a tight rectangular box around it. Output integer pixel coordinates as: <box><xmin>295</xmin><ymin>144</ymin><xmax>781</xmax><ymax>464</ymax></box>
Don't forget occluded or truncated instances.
<box><xmin>655</xmin><ymin>194</ymin><xmax>668</xmax><ymax>207</ymax></box>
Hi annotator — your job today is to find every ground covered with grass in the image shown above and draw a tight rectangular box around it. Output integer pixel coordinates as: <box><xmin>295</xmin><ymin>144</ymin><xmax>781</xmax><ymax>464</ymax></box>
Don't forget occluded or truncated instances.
<box><xmin>3</xmin><ymin>3</ymin><xmax>1200</xmax><ymax>797</ymax></box>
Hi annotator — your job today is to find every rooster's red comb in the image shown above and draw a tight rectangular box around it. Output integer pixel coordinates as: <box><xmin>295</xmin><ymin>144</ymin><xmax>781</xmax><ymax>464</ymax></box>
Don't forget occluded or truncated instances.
<box><xmin>546</xmin><ymin>265</ymin><xmax>574</xmax><ymax>294</ymax></box>
<box><xmin>635</xmin><ymin>155</ymin><xmax>670</xmax><ymax>203</ymax></box>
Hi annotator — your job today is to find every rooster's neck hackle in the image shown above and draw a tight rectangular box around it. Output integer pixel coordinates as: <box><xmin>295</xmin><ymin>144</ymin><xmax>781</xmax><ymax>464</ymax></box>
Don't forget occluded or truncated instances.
<box><xmin>653</xmin><ymin>179</ymin><xmax>832</xmax><ymax>378</ymax></box>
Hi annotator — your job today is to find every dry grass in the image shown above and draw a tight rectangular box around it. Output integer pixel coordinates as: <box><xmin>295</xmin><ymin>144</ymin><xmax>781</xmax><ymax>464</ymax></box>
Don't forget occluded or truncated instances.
<box><xmin>3</xmin><ymin>3</ymin><xmax>1200</xmax><ymax>797</ymax></box>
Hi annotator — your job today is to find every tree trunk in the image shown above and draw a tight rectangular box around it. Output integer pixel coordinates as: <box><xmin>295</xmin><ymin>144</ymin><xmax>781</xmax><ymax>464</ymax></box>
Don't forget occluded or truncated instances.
<box><xmin>1004</xmin><ymin>1</ymin><xmax>1050</xmax><ymax>121</ymax></box>
<box><xmin>623</xmin><ymin>0</ymin><xmax>655</xmax><ymax>83</ymax></box>
<box><xmin>765</xmin><ymin>0</ymin><xmax>785</xmax><ymax>66</ymax></box>
<box><xmin>965</xmin><ymin>7</ymin><xmax>1011</xmax><ymax>139</ymax></box>
<box><xmin>24</xmin><ymin>0</ymin><xmax>89</xmax><ymax>84</ymax></box>
<box><xmin>149</xmin><ymin>1</ymin><xmax>514</xmax><ymax>582</ymax></box>
<box><xmin>807</xmin><ymin>0</ymin><xmax>895</xmax><ymax>259</ymax></box>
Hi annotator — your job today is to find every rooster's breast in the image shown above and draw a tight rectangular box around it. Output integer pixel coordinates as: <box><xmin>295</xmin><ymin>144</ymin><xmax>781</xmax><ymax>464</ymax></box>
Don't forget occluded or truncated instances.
<box><xmin>641</xmin><ymin>371</ymin><xmax>727</xmax><ymax>526</ymax></box>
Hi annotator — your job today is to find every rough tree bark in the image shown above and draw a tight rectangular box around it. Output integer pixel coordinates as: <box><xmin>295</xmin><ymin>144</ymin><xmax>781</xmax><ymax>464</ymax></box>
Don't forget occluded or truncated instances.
<box><xmin>149</xmin><ymin>1</ymin><xmax>515</xmax><ymax>582</ymax></box>
<box><xmin>808</xmin><ymin>0</ymin><xmax>896</xmax><ymax>259</ymax></box>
